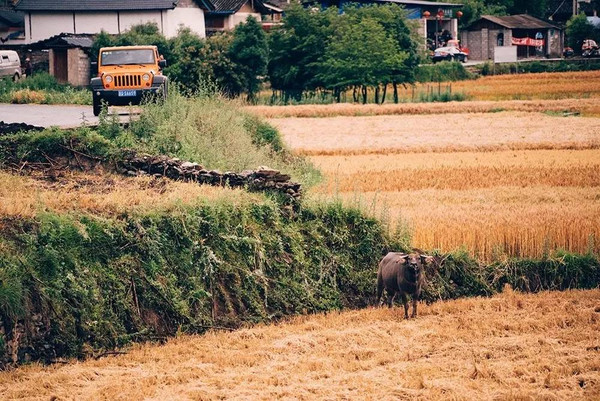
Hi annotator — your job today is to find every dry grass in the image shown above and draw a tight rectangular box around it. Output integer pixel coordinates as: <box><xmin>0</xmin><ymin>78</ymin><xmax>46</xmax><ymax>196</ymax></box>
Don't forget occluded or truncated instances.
<box><xmin>2</xmin><ymin>289</ymin><xmax>599</xmax><ymax>400</ymax></box>
<box><xmin>0</xmin><ymin>171</ymin><xmax>258</xmax><ymax>218</ymax></box>
<box><xmin>318</xmin><ymin>187</ymin><xmax>600</xmax><ymax>259</ymax></box>
<box><xmin>270</xmin><ymin>112</ymin><xmax>600</xmax><ymax>155</ymax></box>
<box><xmin>454</xmin><ymin>70</ymin><xmax>600</xmax><ymax>101</ymax></box>
<box><xmin>312</xmin><ymin>150</ymin><xmax>600</xmax><ymax>192</ymax></box>
<box><xmin>248</xmin><ymin>98</ymin><xmax>600</xmax><ymax>118</ymax></box>
<box><xmin>307</xmin><ymin>149</ymin><xmax>600</xmax><ymax>259</ymax></box>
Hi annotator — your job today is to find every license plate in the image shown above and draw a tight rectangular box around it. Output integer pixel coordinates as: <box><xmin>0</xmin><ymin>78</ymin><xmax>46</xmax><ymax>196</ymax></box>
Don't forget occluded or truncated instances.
<box><xmin>118</xmin><ymin>90</ymin><xmax>137</xmax><ymax>97</ymax></box>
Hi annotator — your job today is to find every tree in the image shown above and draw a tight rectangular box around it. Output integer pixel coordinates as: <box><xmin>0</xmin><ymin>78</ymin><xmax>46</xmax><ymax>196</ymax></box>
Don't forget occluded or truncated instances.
<box><xmin>166</xmin><ymin>27</ymin><xmax>206</xmax><ymax>93</ymax></box>
<box><xmin>446</xmin><ymin>0</ymin><xmax>509</xmax><ymax>28</ymax></box>
<box><xmin>566</xmin><ymin>13</ymin><xmax>596</xmax><ymax>53</ymax></box>
<box><xmin>267</xmin><ymin>4</ymin><xmax>336</xmax><ymax>102</ymax></box>
<box><xmin>115</xmin><ymin>23</ymin><xmax>172</xmax><ymax>62</ymax></box>
<box><xmin>316</xmin><ymin>14</ymin><xmax>408</xmax><ymax>104</ymax></box>
<box><xmin>344</xmin><ymin>5</ymin><xmax>419</xmax><ymax>102</ymax></box>
<box><xmin>268</xmin><ymin>4</ymin><xmax>419</xmax><ymax>103</ymax></box>
<box><xmin>228</xmin><ymin>16</ymin><xmax>269</xmax><ymax>102</ymax></box>
<box><xmin>509</xmin><ymin>0</ymin><xmax>547</xmax><ymax>17</ymax></box>
<box><xmin>90</xmin><ymin>30</ymin><xmax>115</xmax><ymax>62</ymax></box>
<box><xmin>201</xmin><ymin>33</ymin><xmax>245</xmax><ymax>97</ymax></box>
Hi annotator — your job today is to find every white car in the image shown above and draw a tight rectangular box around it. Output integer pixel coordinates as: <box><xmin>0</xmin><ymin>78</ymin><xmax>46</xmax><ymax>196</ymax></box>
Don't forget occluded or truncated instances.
<box><xmin>432</xmin><ymin>46</ymin><xmax>468</xmax><ymax>63</ymax></box>
<box><xmin>0</xmin><ymin>50</ymin><xmax>22</xmax><ymax>81</ymax></box>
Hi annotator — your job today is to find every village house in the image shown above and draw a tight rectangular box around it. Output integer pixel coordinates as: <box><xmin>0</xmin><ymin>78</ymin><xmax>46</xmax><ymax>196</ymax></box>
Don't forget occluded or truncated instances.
<box><xmin>461</xmin><ymin>14</ymin><xmax>563</xmax><ymax>61</ymax></box>
<box><xmin>203</xmin><ymin>0</ymin><xmax>279</xmax><ymax>34</ymax></box>
<box><xmin>15</xmin><ymin>0</ymin><xmax>207</xmax><ymax>42</ymax></box>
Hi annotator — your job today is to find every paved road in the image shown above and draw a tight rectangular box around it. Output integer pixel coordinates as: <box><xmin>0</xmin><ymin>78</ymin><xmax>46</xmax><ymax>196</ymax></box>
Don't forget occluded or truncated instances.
<box><xmin>0</xmin><ymin>104</ymin><xmax>137</xmax><ymax>128</ymax></box>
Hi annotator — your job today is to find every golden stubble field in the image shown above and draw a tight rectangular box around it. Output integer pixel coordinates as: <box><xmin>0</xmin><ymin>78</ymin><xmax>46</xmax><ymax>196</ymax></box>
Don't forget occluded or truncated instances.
<box><xmin>265</xmin><ymin>108</ymin><xmax>600</xmax><ymax>260</ymax></box>
<box><xmin>2</xmin><ymin>289</ymin><xmax>599</xmax><ymax>400</ymax></box>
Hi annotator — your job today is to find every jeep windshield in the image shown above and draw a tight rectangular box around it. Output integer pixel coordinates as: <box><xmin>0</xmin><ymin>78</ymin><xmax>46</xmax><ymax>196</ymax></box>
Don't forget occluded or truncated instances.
<box><xmin>100</xmin><ymin>49</ymin><xmax>155</xmax><ymax>66</ymax></box>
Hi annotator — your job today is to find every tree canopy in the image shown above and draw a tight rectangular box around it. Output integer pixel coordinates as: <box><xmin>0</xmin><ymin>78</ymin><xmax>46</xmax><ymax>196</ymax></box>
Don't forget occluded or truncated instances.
<box><xmin>268</xmin><ymin>4</ymin><xmax>420</xmax><ymax>103</ymax></box>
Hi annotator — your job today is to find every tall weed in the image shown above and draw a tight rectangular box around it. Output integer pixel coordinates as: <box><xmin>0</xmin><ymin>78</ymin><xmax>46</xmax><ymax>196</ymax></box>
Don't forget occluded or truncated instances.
<box><xmin>122</xmin><ymin>88</ymin><xmax>320</xmax><ymax>185</ymax></box>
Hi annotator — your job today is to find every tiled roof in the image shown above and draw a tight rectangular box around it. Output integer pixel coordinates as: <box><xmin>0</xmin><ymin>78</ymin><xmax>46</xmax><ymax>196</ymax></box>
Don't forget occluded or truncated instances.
<box><xmin>15</xmin><ymin>0</ymin><xmax>178</xmax><ymax>11</ymax></box>
<box><xmin>480</xmin><ymin>14</ymin><xmax>558</xmax><ymax>30</ymax></box>
<box><xmin>205</xmin><ymin>0</ymin><xmax>269</xmax><ymax>14</ymax></box>
<box><xmin>29</xmin><ymin>33</ymin><xmax>95</xmax><ymax>48</ymax></box>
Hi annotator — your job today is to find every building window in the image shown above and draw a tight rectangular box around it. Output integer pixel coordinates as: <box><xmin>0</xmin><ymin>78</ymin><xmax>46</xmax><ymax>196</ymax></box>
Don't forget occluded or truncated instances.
<box><xmin>497</xmin><ymin>33</ymin><xmax>504</xmax><ymax>46</ymax></box>
<box><xmin>205</xmin><ymin>16</ymin><xmax>225</xmax><ymax>29</ymax></box>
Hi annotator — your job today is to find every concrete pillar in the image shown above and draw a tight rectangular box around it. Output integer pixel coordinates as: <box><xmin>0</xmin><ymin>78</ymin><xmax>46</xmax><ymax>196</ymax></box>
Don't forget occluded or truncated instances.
<box><xmin>482</xmin><ymin>28</ymin><xmax>489</xmax><ymax>59</ymax></box>
<box><xmin>451</xmin><ymin>18</ymin><xmax>458</xmax><ymax>40</ymax></box>
<box><xmin>49</xmin><ymin>49</ymin><xmax>55</xmax><ymax>76</ymax></box>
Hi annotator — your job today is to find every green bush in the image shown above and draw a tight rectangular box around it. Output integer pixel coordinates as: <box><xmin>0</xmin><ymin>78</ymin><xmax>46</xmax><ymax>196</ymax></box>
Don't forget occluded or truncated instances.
<box><xmin>478</xmin><ymin>59</ymin><xmax>600</xmax><ymax>76</ymax></box>
<box><xmin>120</xmin><ymin>89</ymin><xmax>321</xmax><ymax>185</ymax></box>
<box><xmin>0</xmin><ymin>127</ymin><xmax>112</xmax><ymax>165</ymax></box>
<box><xmin>415</xmin><ymin>61</ymin><xmax>475</xmax><ymax>82</ymax></box>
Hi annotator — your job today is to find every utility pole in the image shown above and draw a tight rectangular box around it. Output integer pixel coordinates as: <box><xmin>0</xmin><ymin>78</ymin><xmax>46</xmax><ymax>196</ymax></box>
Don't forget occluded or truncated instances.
<box><xmin>573</xmin><ymin>0</ymin><xmax>578</xmax><ymax>16</ymax></box>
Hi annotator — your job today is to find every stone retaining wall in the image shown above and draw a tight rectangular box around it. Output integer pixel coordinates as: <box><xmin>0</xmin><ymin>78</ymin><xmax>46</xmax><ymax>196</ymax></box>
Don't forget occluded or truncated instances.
<box><xmin>119</xmin><ymin>152</ymin><xmax>302</xmax><ymax>201</ymax></box>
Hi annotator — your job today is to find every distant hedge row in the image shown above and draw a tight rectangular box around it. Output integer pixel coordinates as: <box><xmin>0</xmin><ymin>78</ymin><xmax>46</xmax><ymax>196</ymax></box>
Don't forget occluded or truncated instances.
<box><xmin>477</xmin><ymin>59</ymin><xmax>600</xmax><ymax>76</ymax></box>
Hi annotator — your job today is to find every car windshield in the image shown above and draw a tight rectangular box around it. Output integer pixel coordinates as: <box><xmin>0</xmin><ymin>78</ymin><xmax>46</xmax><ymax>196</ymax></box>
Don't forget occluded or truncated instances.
<box><xmin>100</xmin><ymin>49</ymin><xmax>155</xmax><ymax>66</ymax></box>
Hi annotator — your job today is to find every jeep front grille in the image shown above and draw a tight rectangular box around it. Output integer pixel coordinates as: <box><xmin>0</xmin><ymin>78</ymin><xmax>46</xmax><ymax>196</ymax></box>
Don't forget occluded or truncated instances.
<box><xmin>113</xmin><ymin>74</ymin><xmax>142</xmax><ymax>88</ymax></box>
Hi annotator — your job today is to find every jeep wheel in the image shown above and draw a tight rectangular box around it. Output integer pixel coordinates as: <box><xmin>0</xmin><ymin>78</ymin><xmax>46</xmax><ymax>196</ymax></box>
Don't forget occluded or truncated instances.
<box><xmin>92</xmin><ymin>94</ymin><xmax>102</xmax><ymax>117</ymax></box>
<box><xmin>12</xmin><ymin>73</ymin><xmax>20</xmax><ymax>82</ymax></box>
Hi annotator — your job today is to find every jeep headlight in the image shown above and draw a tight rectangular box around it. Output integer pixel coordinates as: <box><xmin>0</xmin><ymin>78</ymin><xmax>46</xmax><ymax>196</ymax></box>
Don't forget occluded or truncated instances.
<box><xmin>104</xmin><ymin>75</ymin><xmax>113</xmax><ymax>83</ymax></box>
<box><xmin>142</xmin><ymin>74</ymin><xmax>150</xmax><ymax>82</ymax></box>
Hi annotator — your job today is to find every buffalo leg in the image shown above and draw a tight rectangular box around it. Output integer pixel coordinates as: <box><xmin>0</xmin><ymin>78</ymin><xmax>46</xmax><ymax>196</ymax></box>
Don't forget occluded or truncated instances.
<box><xmin>401</xmin><ymin>293</ymin><xmax>409</xmax><ymax>318</ymax></box>
<box><xmin>376</xmin><ymin>278</ymin><xmax>384</xmax><ymax>306</ymax></box>
<box><xmin>411</xmin><ymin>295</ymin><xmax>418</xmax><ymax>318</ymax></box>
<box><xmin>386</xmin><ymin>292</ymin><xmax>395</xmax><ymax>308</ymax></box>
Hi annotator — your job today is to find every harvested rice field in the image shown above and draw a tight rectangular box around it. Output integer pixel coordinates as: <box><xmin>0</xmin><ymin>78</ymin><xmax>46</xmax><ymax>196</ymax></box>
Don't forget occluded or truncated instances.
<box><xmin>270</xmin><ymin>110</ymin><xmax>600</xmax><ymax>260</ymax></box>
<box><xmin>269</xmin><ymin>112</ymin><xmax>600</xmax><ymax>155</ymax></box>
<box><xmin>2</xmin><ymin>289</ymin><xmax>599</xmax><ymax>400</ymax></box>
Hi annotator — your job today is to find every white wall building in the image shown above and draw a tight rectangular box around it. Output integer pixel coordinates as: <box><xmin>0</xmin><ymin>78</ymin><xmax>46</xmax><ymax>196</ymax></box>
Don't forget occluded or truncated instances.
<box><xmin>15</xmin><ymin>0</ymin><xmax>207</xmax><ymax>42</ymax></box>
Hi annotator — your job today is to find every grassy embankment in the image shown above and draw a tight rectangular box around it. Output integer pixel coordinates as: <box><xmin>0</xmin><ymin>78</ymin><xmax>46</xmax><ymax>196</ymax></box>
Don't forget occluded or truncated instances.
<box><xmin>0</xmin><ymin>91</ymin><xmax>380</xmax><ymax>366</ymax></box>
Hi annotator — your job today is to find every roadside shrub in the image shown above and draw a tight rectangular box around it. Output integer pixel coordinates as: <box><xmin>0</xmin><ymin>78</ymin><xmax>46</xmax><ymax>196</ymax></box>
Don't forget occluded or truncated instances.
<box><xmin>123</xmin><ymin>89</ymin><xmax>321</xmax><ymax>185</ymax></box>
<box><xmin>13</xmin><ymin>72</ymin><xmax>63</xmax><ymax>91</ymax></box>
<box><xmin>0</xmin><ymin>73</ymin><xmax>91</xmax><ymax>105</ymax></box>
<box><xmin>10</xmin><ymin>89</ymin><xmax>46</xmax><ymax>104</ymax></box>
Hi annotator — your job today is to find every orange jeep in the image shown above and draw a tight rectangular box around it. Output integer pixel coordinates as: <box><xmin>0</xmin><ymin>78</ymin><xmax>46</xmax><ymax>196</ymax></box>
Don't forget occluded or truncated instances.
<box><xmin>90</xmin><ymin>45</ymin><xmax>168</xmax><ymax>116</ymax></box>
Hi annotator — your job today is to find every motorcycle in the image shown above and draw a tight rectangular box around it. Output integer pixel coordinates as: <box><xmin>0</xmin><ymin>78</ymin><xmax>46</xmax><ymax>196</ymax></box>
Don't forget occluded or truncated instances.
<box><xmin>582</xmin><ymin>39</ymin><xmax>600</xmax><ymax>58</ymax></box>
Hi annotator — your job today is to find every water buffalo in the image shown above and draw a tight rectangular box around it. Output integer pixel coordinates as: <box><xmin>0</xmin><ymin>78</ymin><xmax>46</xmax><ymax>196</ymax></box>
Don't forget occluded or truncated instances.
<box><xmin>376</xmin><ymin>252</ymin><xmax>434</xmax><ymax>319</ymax></box>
